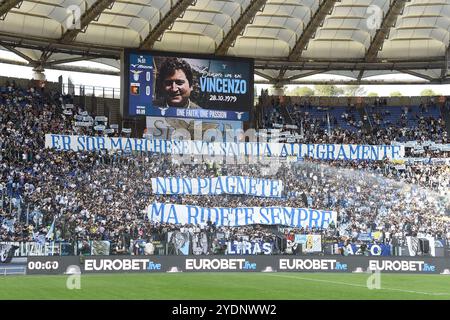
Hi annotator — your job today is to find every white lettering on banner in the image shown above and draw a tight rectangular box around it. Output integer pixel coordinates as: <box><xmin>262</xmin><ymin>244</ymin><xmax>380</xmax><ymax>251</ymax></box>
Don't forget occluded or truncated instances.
<box><xmin>1</xmin><ymin>242</ymin><xmax>56</xmax><ymax>256</ymax></box>
<box><xmin>151</xmin><ymin>176</ymin><xmax>283</xmax><ymax>198</ymax></box>
<box><xmin>147</xmin><ymin>203</ymin><xmax>337</xmax><ymax>228</ymax></box>
<box><xmin>45</xmin><ymin>134</ymin><xmax>405</xmax><ymax>161</ymax></box>
<box><xmin>186</xmin><ymin>259</ymin><xmax>256</xmax><ymax>270</ymax></box>
<box><xmin>84</xmin><ymin>259</ymin><xmax>158</xmax><ymax>271</ymax></box>
<box><xmin>279</xmin><ymin>259</ymin><xmax>337</xmax><ymax>270</ymax></box>
<box><xmin>368</xmin><ymin>260</ymin><xmax>425</xmax><ymax>272</ymax></box>
<box><xmin>226</xmin><ymin>241</ymin><xmax>273</xmax><ymax>255</ymax></box>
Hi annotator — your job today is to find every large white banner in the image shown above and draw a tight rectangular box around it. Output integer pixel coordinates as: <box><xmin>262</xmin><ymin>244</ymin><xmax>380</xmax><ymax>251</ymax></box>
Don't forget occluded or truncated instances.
<box><xmin>147</xmin><ymin>203</ymin><xmax>337</xmax><ymax>229</ymax></box>
<box><xmin>45</xmin><ymin>134</ymin><xmax>404</xmax><ymax>161</ymax></box>
<box><xmin>151</xmin><ymin>176</ymin><xmax>283</xmax><ymax>198</ymax></box>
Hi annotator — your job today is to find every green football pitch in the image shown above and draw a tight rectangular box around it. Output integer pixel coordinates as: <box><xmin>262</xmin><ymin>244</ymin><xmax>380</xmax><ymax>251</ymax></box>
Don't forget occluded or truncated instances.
<box><xmin>1</xmin><ymin>273</ymin><xmax>450</xmax><ymax>300</ymax></box>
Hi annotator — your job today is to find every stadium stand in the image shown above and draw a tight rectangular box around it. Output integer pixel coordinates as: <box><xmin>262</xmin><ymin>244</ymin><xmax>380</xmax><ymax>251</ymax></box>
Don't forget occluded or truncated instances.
<box><xmin>0</xmin><ymin>0</ymin><xmax>450</xmax><ymax>261</ymax></box>
<box><xmin>1</xmin><ymin>81</ymin><xmax>449</xmax><ymax>257</ymax></box>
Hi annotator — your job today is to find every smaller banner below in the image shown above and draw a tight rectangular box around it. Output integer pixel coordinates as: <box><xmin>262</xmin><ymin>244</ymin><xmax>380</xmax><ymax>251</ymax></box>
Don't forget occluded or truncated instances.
<box><xmin>225</xmin><ymin>241</ymin><xmax>273</xmax><ymax>255</ymax></box>
<box><xmin>338</xmin><ymin>243</ymin><xmax>391</xmax><ymax>256</ymax></box>
<box><xmin>147</xmin><ymin>202</ymin><xmax>337</xmax><ymax>229</ymax></box>
<box><xmin>151</xmin><ymin>176</ymin><xmax>283</xmax><ymax>198</ymax></box>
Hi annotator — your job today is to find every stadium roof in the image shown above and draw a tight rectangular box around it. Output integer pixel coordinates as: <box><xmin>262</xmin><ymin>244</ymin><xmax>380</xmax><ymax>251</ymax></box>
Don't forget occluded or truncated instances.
<box><xmin>0</xmin><ymin>0</ymin><xmax>449</xmax><ymax>85</ymax></box>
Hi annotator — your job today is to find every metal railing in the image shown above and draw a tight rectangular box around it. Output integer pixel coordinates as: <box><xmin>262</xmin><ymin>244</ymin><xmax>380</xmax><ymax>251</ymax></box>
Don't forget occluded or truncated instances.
<box><xmin>61</xmin><ymin>83</ymin><xmax>120</xmax><ymax>99</ymax></box>
<box><xmin>364</xmin><ymin>105</ymin><xmax>373</xmax><ymax>129</ymax></box>
<box><xmin>0</xmin><ymin>266</ymin><xmax>26</xmax><ymax>276</ymax></box>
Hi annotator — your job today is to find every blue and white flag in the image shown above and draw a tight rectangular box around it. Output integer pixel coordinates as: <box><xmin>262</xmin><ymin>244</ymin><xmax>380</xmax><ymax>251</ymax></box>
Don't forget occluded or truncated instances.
<box><xmin>33</xmin><ymin>232</ymin><xmax>46</xmax><ymax>245</ymax></box>
<box><xmin>2</xmin><ymin>218</ymin><xmax>15</xmax><ymax>233</ymax></box>
<box><xmin>45</xmin><ymin>218</ymin><xmax>56</xmax><ymax>240</ymax></box>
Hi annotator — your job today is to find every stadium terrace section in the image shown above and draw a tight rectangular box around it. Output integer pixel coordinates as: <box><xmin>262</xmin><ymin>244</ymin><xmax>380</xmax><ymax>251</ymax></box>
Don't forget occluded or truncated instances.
<box><xmin>0</xmin><ymin>83</ymin><xmax>449</xmax><ymax>259</ymax></box>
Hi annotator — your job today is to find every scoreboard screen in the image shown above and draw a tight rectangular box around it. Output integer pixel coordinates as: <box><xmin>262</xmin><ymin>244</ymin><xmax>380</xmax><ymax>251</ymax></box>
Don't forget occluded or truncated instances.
<box><xmin>122</xmin><ymin>50</ymin><xmax>254</xmax><ymax>121</ymax></box>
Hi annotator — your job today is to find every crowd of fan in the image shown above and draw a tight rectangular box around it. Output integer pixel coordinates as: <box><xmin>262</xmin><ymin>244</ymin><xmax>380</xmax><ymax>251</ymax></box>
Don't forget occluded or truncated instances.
<box><xmin>301</xmin><ymin>157</ymin><xmax>450</xmax><ymax>194</ymax></box>
<box><xmin>262</xmin><ymin>97</ymin><xmax>449</xmax><ymax>193</ymax></box>
<box><xmin>1</xmin><ymin>83</ymin><xmax>450</xmax><ymax>256</ymax></box>
<box><xmin>263</xmin><ymin>98</ymin><xmax>448</xmax><ymax>147</ymax></box>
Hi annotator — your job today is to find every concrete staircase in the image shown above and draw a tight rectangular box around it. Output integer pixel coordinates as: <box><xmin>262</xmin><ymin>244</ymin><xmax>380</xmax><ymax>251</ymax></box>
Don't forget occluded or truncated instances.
<box><xmin>358</xmin><ymin>106</ymin><xmax>371</xmax><ymax>132</ymax></box>
<box><xmin>442</xmin><ymin>104</ymin><xmax>450</xmax><ymax>137</ymax></box>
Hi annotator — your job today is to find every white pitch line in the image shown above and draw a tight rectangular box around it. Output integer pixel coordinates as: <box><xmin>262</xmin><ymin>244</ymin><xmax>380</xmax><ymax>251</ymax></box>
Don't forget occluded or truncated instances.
<box><xmin>266</xmin><ymin>273</ymin><xmax>450</xmax><ymax>297</ymax></box>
